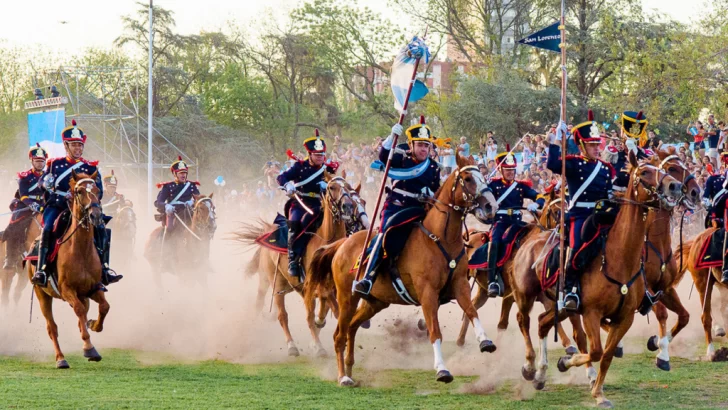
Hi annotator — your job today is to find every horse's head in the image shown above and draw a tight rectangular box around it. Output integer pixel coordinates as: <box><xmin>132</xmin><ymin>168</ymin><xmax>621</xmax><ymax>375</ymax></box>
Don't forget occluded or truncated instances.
<box><xmin>449</xmin><ymin>154</ymin><xmax>497</xmax><ymax>220</ymax></box>
<box><xmin>627</xmin><ymin>151</ymin><xmax>682</xmax><ymax>210</ymax></box>
<box><xmin>656</xmin><ymin>146</ymin><xmax>700</xmax><ymax>210</ymax></box>
<box><xmin>343</xmin><ymin>180</ymin><xmax>369</xmax><ymax>231</ymax></box>
<box><xmin>540</xmin><ymin>181</ymin><xmax>562</xmax><ymax>229</ymax></box>
<box><xmin>323</xmin><ymin>174</ymin><xmax>362</xmax><ymax>228</ymax></box>
<box><xmin>70</xmin><ymin>170</ymin><xmax>103</xmax><ymax>227</ymax></box>
<box><xmin>192</xmin><ymin>193</ymin><xmax>217</xmax><ymax>239</ymax></box>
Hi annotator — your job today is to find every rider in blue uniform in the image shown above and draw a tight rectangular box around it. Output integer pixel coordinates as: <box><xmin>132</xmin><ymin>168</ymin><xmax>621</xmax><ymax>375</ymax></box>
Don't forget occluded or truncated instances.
<box><xmin>548</xmin><ymin>111</ymin><xmax>615</xmax><ymax>311</ymax></box>
<box><xmin>354</xmin><ymin>116</ymin><xmax>441</xmax><ymax>296</ymax></box>
<box><xmin>31</xmin><ymin>120</ymin><xmax>122</xmax><ymax>287</ymax></box>
<box><xmin>102</xmin><ymin>170</ymin><xmax>126</xmax><ymax>216</ymax></box>
<box><xmin>703</xmin><ymin>151</ymin><xmax>728</xmax><ymax>283</ymax></box>
<box><xmin>155</xmin><ymin>156</ymin><xmax>201</xmax><ymax>230</ymax></box>
<box><xmin>3</xmin><ymin>144</ymin><xmax>47</xmax><ymax>270</ymax></box>
<box><xmin>277</xmin><ymin>130</ymin><xmax>338</xmax><ymax>278</ymax></box>
<box><xmin>611</xmin><ymin>111</ymin><xmax>652</xmax><ymax>194</ymax></box>
<box><xmin>485</xmin><ymin>145</ymin><xmax>545</xmax><ymax>297</ymax></box>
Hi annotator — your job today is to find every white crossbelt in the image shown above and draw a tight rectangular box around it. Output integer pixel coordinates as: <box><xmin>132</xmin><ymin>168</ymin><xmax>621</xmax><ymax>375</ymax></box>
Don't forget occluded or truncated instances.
<box><xmin>568</xmin><ymin>162</ymin><xmax>602</xmax><ymax>210</ymax></box>
<box><xmin>496</xmin><ymin>182</ymin><xmax>519</xmax><ymax>205</ymax></box>
<box><xmin>612</xmin><ymin>186</ymin><xmax>627</xmax><ymax>192</ymax></box>
<box><xmin>573</xmin><ymin>202</ymin><xmax>596</xmax><ymax>208</ymax></box>
<box><xmin>496</xmin><ymin>210</ymin><xmax>521</xmax><ymax>215</ymax></box>
<box><xmin>52</xmin><ymin>161</ymin><xmax>86</xmax><ymax>196</ymax></box>
<box><xmin>392</xmin><ymin>188</ymin><xmax>421</xmax><ymax>198</ymax></box>
<box><xmin>168</xmin><ymin>182</ymin><xmax>191</xmax><ymax>205</ymax></box>
<box><xmin>293</xmin><ymin>166</ymin><xmax>326</xmax><ymax>188</ymax></box>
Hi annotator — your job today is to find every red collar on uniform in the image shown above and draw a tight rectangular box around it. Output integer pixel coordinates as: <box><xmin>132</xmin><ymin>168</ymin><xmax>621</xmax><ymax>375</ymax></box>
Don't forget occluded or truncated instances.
<box><xmin>501</xmin><ymin>178</ymin><xmax>514</xmax><ymax>186</ymax></box>
<box><xmin>66</xmin><ymin>156</ymin><xmax>82</xmax><ymax>164</ymax></box>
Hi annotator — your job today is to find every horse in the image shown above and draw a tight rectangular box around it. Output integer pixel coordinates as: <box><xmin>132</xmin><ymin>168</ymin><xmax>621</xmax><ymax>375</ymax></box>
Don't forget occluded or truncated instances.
<box><xmin>0</xmin><ymin>213</ymin><xmax>42</xmax><ymax>307</ymax></box>
<box><xmin>455</xmin><ymin>184</ymin><xmax>580</xmax><ymax>354</ymax></box>
<box><xmin>27</xmin><ymin>171</ymin><xmax>110</xmax><ymax>368</ymax></box>
<box><xmin>635</xmin><ymin>148</ymin><xmax>700</xmax><ymax>370</ymax></box>
<box><xmin>233</xmin><ymin>175</ymin><xmax>363</xmax><ymax>357</ymax></box>
<box><xmin>143</xmin><ymin>194</ymin><xmax>217</xmax><ymax>286</ymax></box>
<box><xmin>529</xmin><ymin>153</ymin><xmax>681</xmax><ymax>408</ymax></box>
<box><xmin>306</xmin><ymin>154</ymin><xmax>499</xmax><ymax>386</ymax></box>
<box><xmin>109</xmin><ymin>202</ymin><xmax>136</xmax><ymax>271</ymax></box>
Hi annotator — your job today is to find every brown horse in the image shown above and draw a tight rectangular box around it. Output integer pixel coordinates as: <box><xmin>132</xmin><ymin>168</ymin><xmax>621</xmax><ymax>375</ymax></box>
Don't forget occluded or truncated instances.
<box><xmin>28</xmin><ymin>171</ymin><xmax>110</xmax><ymax>368</ymax></box>
<box><xmin>456</xmin><ymin>186</ymin><xmax>579</xmax><ymax>354</ymax></box>
<box><xmin>1</xmin><ymin>213</ymin><xmax>42</xmax><ymax>307</ymax></box>
<box><xmin>636</xmin><ymin>148</ymin><xmax>700</xmax><ymax>370</ymax></box>
<box><xmin>144</xmin><ymin>194</ymin><xmax>216</xmax><ymax>285</ymax></box>
<box><xmin>233</xmin><ymin>175</ymin><xmax>361</xmax><ymax>357</ymax></box>
<box><xmin>533</xmin><ymin>153</ymin><xmax>681</xmax><ymax>408</ymax></box>
<box><xmin>306</xmin><ymin>155</ymin><xmax>498</xmax><ymax>385</ymax></box>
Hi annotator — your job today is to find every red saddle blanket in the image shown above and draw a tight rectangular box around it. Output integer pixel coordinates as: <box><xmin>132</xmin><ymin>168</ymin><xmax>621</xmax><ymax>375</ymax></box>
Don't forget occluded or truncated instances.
<box><xmin>696</xmin><ymin>228</ymin><xmax>723</xmax><ymax>269</ymax></box>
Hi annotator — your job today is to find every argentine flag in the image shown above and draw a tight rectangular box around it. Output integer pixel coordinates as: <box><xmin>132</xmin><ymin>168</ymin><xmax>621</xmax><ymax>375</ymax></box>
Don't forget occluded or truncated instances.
<box><xmin>391</xmin><ymin>36</ymin><xmax>430</xmax><ymax>113</ymax></box>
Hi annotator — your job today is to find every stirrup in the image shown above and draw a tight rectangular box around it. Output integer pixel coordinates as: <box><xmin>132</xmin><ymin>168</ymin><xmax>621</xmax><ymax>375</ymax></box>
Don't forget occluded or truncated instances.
<box><xmin>563</xmin><ymin>292</ymin><xmax>580</xmax><ymax>311</ymax></box>
<box><xmin>103</xmin><ymin>268</ymin><xmax>123</xmax><ymax>285</ymax></box>
<box><xmin>287</xmin><ymin>261</ymin><xmax>302</xmax><ymax>278</ymax></box>
<box><xmin>487</xmin><ymin>282</ymin><xmax>502</xmax><ymax>298</ymax></box>
<box><xmin>353</xmin><ymin>279</ymin><xmax>373</xmax><ymax>296</ymax></box>
<box><xmin>31</xmin><ymin>270</ymin><xmax>47</xmax><ymax>287</ymax></box>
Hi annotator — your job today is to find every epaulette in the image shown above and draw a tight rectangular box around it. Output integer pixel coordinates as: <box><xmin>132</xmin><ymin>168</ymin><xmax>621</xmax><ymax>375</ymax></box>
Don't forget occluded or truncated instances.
<box><xmin>517</xmin><ymin>179</ymin><xmax>533</xmax><ymax>188</ymax></box>
<box><xmin>156</xmin><ymin>181</ymin><xmax>174</xmax><ymax>189</ymax></box>
<box><xmin>597</xmin><ymin>159</ymin><xmax>617</xmax><ymax>178</ymax></box>
<box><xmin>17</xmin><ymin>170</ymin><xmax>30</xmax><ymax>179</ymax></box>
<box><xmin>607</xmin><ymin>146</ymin><xmax>618</xmax><ymax>153</ymax></box>
<box><xmin>81</xmin><ymin>159</ymin><xmax>99</xmax><ymax>166</ymax></box>
<box><xmin>190</xmin><ymin>181</ymin><xmax>201</xmax><ymax>186</ymax></box>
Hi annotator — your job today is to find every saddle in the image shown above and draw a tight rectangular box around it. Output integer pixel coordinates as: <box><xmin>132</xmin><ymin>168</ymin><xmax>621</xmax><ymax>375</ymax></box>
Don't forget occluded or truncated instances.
<box><xmin>696</xmin><ymin>227</ymin><xmax>724</xmax><ymax>269</ymax></box>
<box><xmin>467</xmin><ymin>223</ymin><xmax>531</xmax><ymax>270</ymax></box>
<box><xmin>23</xmin><ymin>210</ymin><xmax>72</xmax><ymax>280</ymax></box>
<box><xmin>540</xmin><ymin>223</ymin><xmax>612</xmax><ymax>290</ymax></box>
<box><xmin>254</xmin><ymin>212</ymin><xmax>324</xmax><ymax>255</ymax></box>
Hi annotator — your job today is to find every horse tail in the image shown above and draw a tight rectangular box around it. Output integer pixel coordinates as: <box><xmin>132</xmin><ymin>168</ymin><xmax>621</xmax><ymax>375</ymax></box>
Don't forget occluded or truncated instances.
<box><xmin>245</xmin><ymin>248</ymin><xmax>261</xmax><ymax>278</ymax></box>
<box><xmin>306</xmin><ymin>238</ymin><xmax>346</xmax><ymax>296</ymax></box>
<box><xmin>673</xmin><ymin>238</ymin><xmax>694</xmax><ymax>285</ymax></box>
<box><xmin>228</xmin><ymin>219</ymin><xmax>273</xmax><ymax>247</ymax></box>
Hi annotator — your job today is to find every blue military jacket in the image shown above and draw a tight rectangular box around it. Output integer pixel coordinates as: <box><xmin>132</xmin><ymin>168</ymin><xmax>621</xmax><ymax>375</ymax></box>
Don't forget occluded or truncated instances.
<box><xmin>17</xmin><ymin>169</ymin><xmax>44</xmax><ymax>207</ymax></box>
<box><xmin>155</xmin><ymin>180</ymin><xmax>201</xmax><ymax>213</ymax></box>
<box><xmin>276</xmin><ymin>159</ymin><xmax>337</xmax><ymax>203</ymax></box>
<box><xmin>704</xmin><ymin>174</ymin><xmax>728</xmax><ymax>220</ymax></box>
<box><xmin>489</xmin><ymin>178</ymin><xmax>545</xmax><ymax>222</ymax></box>
<box><xmin>547</xmin><ymin>144</ymin><xmax>614</xmax><ymax>218</ymax></box>
<box><xmin>42</xmin><ymin>157</ymin><xmax>103</xmax><ymax>209</ymax></box>
<box><xmin>380</xmin><ymin>144</ymin><xmax>440</xmax><ymax>207</ymax></box>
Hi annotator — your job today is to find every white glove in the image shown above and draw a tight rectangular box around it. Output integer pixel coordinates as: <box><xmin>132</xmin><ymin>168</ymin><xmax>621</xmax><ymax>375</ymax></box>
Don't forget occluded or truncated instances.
<box><xmin>527</xmin><ymin>203</ymin><xmax>539</xmax><ymax>212</ymax></box>
<box><xmin>383</xmin><ymin>123</ymin><xmax>403</xmax><ymax>150</ymax></box>
<box><xmin>165</xmin><ymin>204</ymin><xmax>175</xmax><ymax>214</ymax></box>
<box><xmin>41</xmin><ymin>174</ymin><xmax>54</xmax><ymax>190</ymax></box>
<box><xmin>318</xmin><ymin>181</ymin><xmax>328</xmax><ymax>191</ymax></box>
<box><xmin>186</xmin><ymin>199</ymin><xmax>195</xmax><ymax>207</ymax></box>
<box><xmin>703</xmin><ymin>198</ymin><xmax>712</xmax><ymax>208</ymax></box>
<box><xmin>284</xmin><ymin>181</ymin><xmax>295</xmax><ymax>196</ymax></box>
<box><xmin>554</xmin><ymin>120</ymin><xmax>567</xmax><ymax>142</ymax></box>
<box><xmin>625</xmin><ymin>138</ymin><xmax>637</xmax><ymax>154</ymax></box>
<box><xmin>29</xmin><ymin>202</ymin><xmax>40</xmax><ymax>212</ymax></box>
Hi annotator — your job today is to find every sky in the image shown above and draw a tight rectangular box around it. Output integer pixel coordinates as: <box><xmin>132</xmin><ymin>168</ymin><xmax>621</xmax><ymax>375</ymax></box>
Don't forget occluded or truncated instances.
<box><xmin>0</xmin><ymin>0</ymin><xmax>710</xmax><ymax>53</ymax></box>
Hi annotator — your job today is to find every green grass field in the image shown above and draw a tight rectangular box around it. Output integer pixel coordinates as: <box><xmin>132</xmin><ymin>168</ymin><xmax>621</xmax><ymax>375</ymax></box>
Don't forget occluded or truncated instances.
<box><xmin>1</xmin><ymin>348</ymin><xmax>727</xmax><ymax>409</ymax></box>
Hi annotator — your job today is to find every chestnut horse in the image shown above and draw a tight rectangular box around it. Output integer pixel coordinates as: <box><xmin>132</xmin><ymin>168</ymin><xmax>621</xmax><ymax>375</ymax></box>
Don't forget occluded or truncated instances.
<box><xmin>532</xmin><ymin>153</ymin><xmax>681</xmax><ymax>408</ymax></box>
<box><xmin>306</xmin><ymin>155</ymin><xmax>498</xmax><ymax>386</ymax></box>
<box><xmin>456</xmin><ymin>186</ymin><xmax>579</xmax><ymax>354</ymax></box>
<box><xmin>28</xmin><ymin>172</ymin><xmax>110</xmax><ymax>368</ymax></box>
<box><xmin>233</xmin><ymin>176</ymin><xmax>363</xmax><ymax>357</ymax></box>
<box><xmin>636</xmin><ymin>149</ymin><xmax>700</xmax><ymax>370</ymax></box>
<box><xmin>1</xmin><ymin>213</ymin><xmax>42</xmax><ymax>307</ymax></box>
<box><xmin>144</xmin><ymin>194</ymin><xmax>216</xmax><ymax>285</ymax></box>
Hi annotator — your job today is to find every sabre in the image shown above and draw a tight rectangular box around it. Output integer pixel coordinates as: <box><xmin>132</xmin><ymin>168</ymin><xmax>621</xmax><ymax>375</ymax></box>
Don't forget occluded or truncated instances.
<box><xmin>279</xmin><ymin>187</ymin><xmax>315</xmax><ymax>216</ymax></box>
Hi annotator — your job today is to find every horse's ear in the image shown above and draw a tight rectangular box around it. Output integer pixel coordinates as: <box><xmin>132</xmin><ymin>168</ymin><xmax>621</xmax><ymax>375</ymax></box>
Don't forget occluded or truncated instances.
<box><xmin>628</xmin><ymin>150</ymin><xmax>639</xmax><ymax>168</ymax></box>
<box><xmin>71</xmin><ymin>169</ymin><xmax>78</xmax><ymax>181</ymax></box>
<box><xmin>455</xmin><ymin>153</ymin><xmax>467</xmax><ymax>170</ymax></box>
<box><xmin>342</xmin><ymin>169</ymin><xmax>347</xmax><ymax>179</ymax></box>
<box><xmin>208</xmin><ymin>192</ymin><xmax>214</xmax><ymax>199</ymax></box>
<box><xmin>354</xmin><ymin>183</ymin><xmax>361</xmax><ymax>194</ymax></box>
<box><xmin>91</xmin><ymin>171</ymin><xmax>98</xmax><ymax>181</ymax></box>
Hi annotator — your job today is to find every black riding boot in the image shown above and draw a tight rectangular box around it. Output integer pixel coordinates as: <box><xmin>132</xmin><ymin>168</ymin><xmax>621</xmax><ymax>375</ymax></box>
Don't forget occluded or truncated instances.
<box><xmin>486</xmin><ymin>241</ymin><xmax>503</xmax><ymax>298</ymax></box>
<box><xmin>94</xmin><ymin>225</ymin><xmax>122</xmax><ymax>285</ymax></box>
<box><xmin>31</xmin><ymin>230</ymin><xmax>52</xmax><ymax>286</ymax></box>
<box><xmin>286</xmin><ymin>221</ymin><xmax>303</xmax><ymax>278</ymax></box>
<box><xmin>563</xmin><ymin>253</ymin><xmax>581</xmax><ymax>311</ymax></box>
<box><xmin>354</xmin><ymin>233</ymin><xmax>384</xmax><ymax>296</ymax></box>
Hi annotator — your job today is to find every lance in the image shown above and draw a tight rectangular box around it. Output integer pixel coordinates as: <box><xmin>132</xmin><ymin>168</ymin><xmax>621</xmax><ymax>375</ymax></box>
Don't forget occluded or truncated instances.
<box><xmin>354</xmin><ymin>30</ymin><xmax>428</xmax><ymax>284</ymax></box>
<box><xmin>555</xmin><ymin>0</ymin><xmax>568</xmax><ymax>341</ymax></box>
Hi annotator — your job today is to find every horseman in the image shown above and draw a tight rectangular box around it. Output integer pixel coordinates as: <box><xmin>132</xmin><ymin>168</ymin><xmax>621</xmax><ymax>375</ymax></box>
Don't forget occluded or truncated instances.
<box><xmin>154</xmin><ymin>156</ymin><xmax>200</xmax><ymax>233</ymax></box>
<box><xmin>31</xmin><ymin>120</ymin><xmax>122</xmax><ymax>287</ymax></box>
<box><xmin>3</xmin><ymin>144</ymin><xmax>47</xmax><ymax>269</ymax></box>
<box><xmin>354</xmin><ymin>116</ymin><xmax>440</xmax><ymax>296</ymax></box>
<box><xmin>485</xmin><ymin>145</ymin><xmax>545</xmax><ymax>298</ymax></box>
<box><xmin>102</xmin><ymin>170</ymin><xmax>125</xmax><ymax>215</ymax></box>
<box><xmin>702</xmin><ymin>151</ymin><xmax>728</xmax><ymax>283</ymax></box>
<box><xmin>548</xmin><ymin>111</ymin><xmax>615</xmax><ymax>311</ymax></box>
<box><xmin>277</xmin><ymin>130</ymin><xmax>338</xmax><ymax>278</ymax></box>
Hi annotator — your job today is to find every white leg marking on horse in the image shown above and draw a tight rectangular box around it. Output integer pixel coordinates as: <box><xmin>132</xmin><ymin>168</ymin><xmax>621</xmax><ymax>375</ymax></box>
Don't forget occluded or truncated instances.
<box><xmin>472</xmin><ymin>318</ymin><xmax>489</xmax><ymax>343</ymax></box>
<box><xmin>656</xmin><ymin>331</ymin><xmax>672</xmax><ymax>362</ymax></box>
<box><xmin>707</xmin><ymin>343</ymin><xmax>716</xmax><ymax>360</ymax></box>
<box><xmin>587</xmin><ymin>366</ymin><xmax>597</xmax><ymax>382</ymax></box>
<box><xmin>432</xmin><ymin>339</ymin><xmax>448</xmax><ymax>372</ymax></box>
<box><xmin>287</xmin><ymin>341</ymin><xmax>297</xmax><ymax>350</ymax></box>
<box><xmin>617</xmin><ymin>340</ymin><xmax>624</xmax><ymax>349</ymax></box>
<box><xmin>535</xmin><ymin>338</ymin><xmax>549</xmax><ymax>382</ymax></box>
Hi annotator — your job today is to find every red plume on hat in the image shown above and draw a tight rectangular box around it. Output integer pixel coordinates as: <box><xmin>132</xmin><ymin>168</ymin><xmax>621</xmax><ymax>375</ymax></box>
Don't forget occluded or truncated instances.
<box><xmin>588</xmin><ymin>109</ymin><xmax>594</xmax><ymax>121</ymax></box>
<box><xmin>420</xmin><ymin>115</ymin><xmax>425</xmax><ymax>124</ymax></box>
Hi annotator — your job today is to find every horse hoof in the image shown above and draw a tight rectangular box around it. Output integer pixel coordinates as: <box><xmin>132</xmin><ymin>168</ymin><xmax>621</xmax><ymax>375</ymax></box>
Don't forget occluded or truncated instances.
<box><xmin>314</xmin><ymin>319</ymin><xmax>326</xmax><ymax>329</ymax></box>
<box><xmin>361</xmin><ymin>320</ymin><xmax>371</xmax><ymax>330</ymax></box>
<box><xmin>521</xmin><ymin>366</ymin><xmax>536</xmax><ymax>381</ymax></box>
<box><xmin>455</xmin><ymin>339</ymin><xmax>465</xmax><ymax>348</ymax></box>
<box><xmin>436</xmin><ymin>370</ymin><xmax>454</xmax><ymax>383</ymax></box>
<box><xmin>417</xmin><ymin>318</ymin><xmax>427</xmax><ymax>332</ymax></box>
<box><xmin>614</xmin><ymin>346</ymin><xmax>624</xmax><ymax>358</ymax></box>
<box><xmin>339</xmin><ymin>376</ymin><xmax>355</xmax><ymax>387</ymax></box>
<box><xmin>56</xmin><ymin>359</ymin><xmax>70</xmax><ymax>369</ymax></box>
<box><xmin>557</xmin><ymin>356</ymin><xmax>569</xmax><ymax>373</ymax></box>
<box><xmin>315</xmin><ymin>348</ymin><xmax>327</xmax><ymax>358</ymax></box>
<box><xmin>479</xmin><ymin>340</ymin><xmax>496</xmax><ymax>353</ymax></box>
<box><xmin>716</xmin><ymin>327</ymin><xmax>726</xmax><ymax>337</ymax></box>
<box><xmin>646</xmin><ymin>335</ymin><xmax>658</xmax><ymax>352</ymax></box>
<box><xmin>288</xmin><ymin>346</ymin><xmax>300</xmax><ymax>357</ymax></box>
<box><xmin>597</xmin><ymin>399</ymin><xmax>614</xmax><ymax>409</ymax></box>
<box><xmin>565</xmin><ymin>345</ymin><xmax>578</xmax><ymax>356</ymax></box>
<box><xmin>533</xmin><ymin>380</ymin><xmax>546</xmax><ymax>390</ymax></box>
<box><xmin>83</xmin><ymin>347</ymin><xmax>102</xmax><ymax>362</ymax></box>
<box><xmin>655</xmin><ymin>357</ymin><xmax>670</xmax><ymax>371</ymax></box>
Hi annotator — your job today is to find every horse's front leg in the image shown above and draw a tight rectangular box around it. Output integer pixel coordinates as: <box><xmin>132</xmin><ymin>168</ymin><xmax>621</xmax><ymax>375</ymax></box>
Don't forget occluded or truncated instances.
<box><xmin>420</xmin><ymin>286</ymin><xmax>455</xmax><ymax>383</ymax></box>
<box><xmin>87</xmin><ymin>289</ymin><xmax>110</xmax><ymax>333</ymax></box>
<box><xmin>64</xmin><ymin>291</ymin><xmax>102</xmax><ymax>362</ymax></box>
<box><xmin>452</xmin><ymin>274</ymin><xmax>495</xmax><ymax>353</ymax></box>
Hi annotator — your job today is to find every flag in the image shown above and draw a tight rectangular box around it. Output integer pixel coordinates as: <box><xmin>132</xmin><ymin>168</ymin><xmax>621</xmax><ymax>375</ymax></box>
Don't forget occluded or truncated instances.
<box><xmin>517</xmin><ymin>22</ymin><xmax>561</xmax><ymax>53</ymax></box>
<box><xmin>391</xmin><ymin>36</ymin><xmax>430</xmax><ymax>112</ymax></box>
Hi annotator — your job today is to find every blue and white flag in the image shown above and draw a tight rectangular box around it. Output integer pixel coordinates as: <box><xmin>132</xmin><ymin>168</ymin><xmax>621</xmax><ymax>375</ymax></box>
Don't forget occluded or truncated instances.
<box><xmin>517</xmin><ymin>22</ymin><xmax>561</xmax><ymax>53</ymax></box>
<box><xmin>391</xmin><ymin>36</ymin><xmax>430</xmax><ymax>113</ymax></box>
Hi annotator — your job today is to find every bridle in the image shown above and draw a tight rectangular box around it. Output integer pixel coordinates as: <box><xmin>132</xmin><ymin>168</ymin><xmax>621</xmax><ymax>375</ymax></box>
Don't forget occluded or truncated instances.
<box><xmin>192</xmin><ymin>197</ymin><xmax>216</xmax><ymax>239</ymax></box>
<box><xmin>72</xmin><ymin>178</ymin><xmax>102</xmax><ymax>230</ymax></box>
<box><xmin>429</xmin><ymin>165</ymin><xmax>491</xmax><ymax>215</ymax></box>
<box><xmin>659</xmin><ymin>154</ymin><xmax>697</xmax><ymax>206</ymax></box>
<box><xmin>324</xmin><ymin>177</ymin><xmax>358</xmax><ymax>225</ymax></box>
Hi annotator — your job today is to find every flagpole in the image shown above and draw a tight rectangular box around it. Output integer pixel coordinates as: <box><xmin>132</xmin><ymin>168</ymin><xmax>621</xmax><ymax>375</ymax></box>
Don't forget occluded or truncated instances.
<box><xmin>354</xmin><ymin>31</ymin><xmax>428</xmax><ymax>284</ymax></box>
<box><xmin>557</xmin><ymin>0</ymin><xmax>568</xmax><ymax>323</ymax></box>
